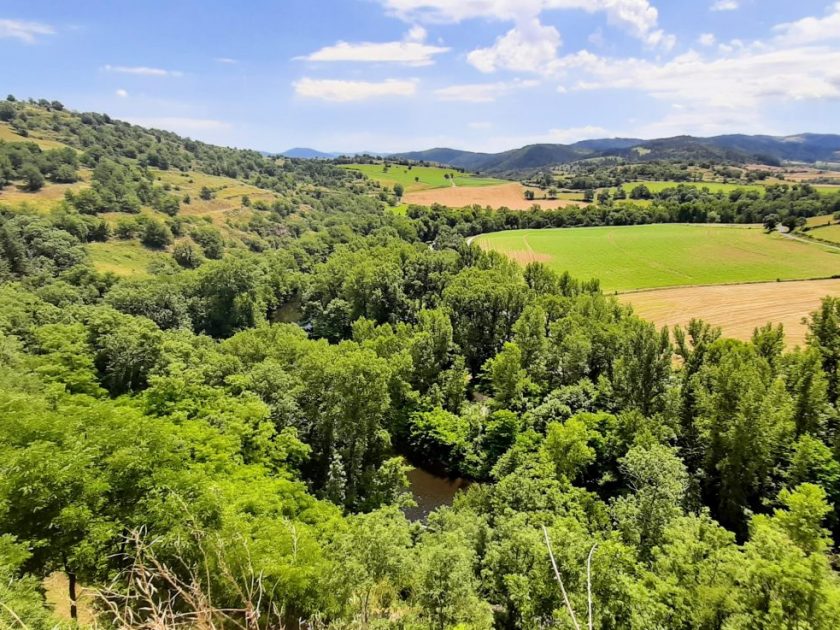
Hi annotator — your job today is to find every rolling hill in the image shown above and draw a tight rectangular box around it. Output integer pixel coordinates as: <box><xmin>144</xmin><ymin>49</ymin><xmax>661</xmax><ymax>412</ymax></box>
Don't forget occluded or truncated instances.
<box><xmin>391</xmin><ymin>133</ymin><xmax>840</xmax><ymax>175</ymax></box>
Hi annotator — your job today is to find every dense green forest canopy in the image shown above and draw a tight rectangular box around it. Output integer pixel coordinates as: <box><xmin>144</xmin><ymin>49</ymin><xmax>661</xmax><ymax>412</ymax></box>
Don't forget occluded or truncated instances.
<box><xmin>2</xmin><ymin>98</ymin><xmax>840</xmax><ymax>629</ymax></box>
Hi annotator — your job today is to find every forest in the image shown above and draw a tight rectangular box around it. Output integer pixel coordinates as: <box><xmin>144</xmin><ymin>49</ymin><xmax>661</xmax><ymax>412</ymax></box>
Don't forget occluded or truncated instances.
<box><xmin>2</xmin><ymin>98</ymin><xmax>840</xmax><ymax>629</ymax></box>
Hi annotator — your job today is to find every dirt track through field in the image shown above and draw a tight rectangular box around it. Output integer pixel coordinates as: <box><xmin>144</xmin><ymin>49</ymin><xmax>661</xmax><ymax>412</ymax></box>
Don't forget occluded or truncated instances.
<box><xmin>620</xmin><ymin>278</ymin><xmax>840</xmax><ymax>347</ymax></box>
<box><xmin>403</xmin><ymin>182</ymin><xmax>585</xmax><ymax>210</ymax></box>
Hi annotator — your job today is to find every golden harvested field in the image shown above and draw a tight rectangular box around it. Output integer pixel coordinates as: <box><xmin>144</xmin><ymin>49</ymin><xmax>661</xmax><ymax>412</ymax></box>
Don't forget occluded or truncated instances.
<box><xmin>403</xmin><ymin>182</ymin><xmax>586</xmax><ymax>210</ymax></box>
<box><xmin>621</xmin><ymin>278</ymin><xmax>840</xmax><ymax>347</ymax></box>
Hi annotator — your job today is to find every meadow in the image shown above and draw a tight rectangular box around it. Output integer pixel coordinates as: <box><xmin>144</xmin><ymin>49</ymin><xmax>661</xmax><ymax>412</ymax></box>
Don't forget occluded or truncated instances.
<box><xmin>474</xmin><ymin>224</ymin><xmax>840</xmax><ymax>291</ymax></box>
<box><xmin>619</xmin><ymin>180</ymin><xmax>839</xmax><ymax>195</ymax></box>
<box><xmin>87</xmin><ymin>240</ymin><xmax>164</xmax><ymax>277</ymax></box>
<box><xmin>340</xmin><ymin>163</ymin><xmax>506</xmax><ymax>192</ymax></box>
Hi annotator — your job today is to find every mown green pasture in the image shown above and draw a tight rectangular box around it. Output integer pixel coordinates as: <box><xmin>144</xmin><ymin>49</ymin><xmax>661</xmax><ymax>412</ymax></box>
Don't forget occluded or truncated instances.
<box><xmin>340</xmin><ymin>163</ymin><xmax>506</xmax><ymax>192</ymax></box>
<box><xmin>474</xmin><ymin>224</ymin><xmax>840</xmax><ymax>291</ymax></box>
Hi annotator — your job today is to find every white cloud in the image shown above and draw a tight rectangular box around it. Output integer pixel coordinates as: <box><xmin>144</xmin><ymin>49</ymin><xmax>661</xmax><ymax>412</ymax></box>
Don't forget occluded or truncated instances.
<box><xmin>104</xmin><ymin>65</ymin><xmax>183</xmax><ymax>77</ymax></box>
<box><xmin>773</xmin><ymin>2</ymin><xmax>840</xmax><ymax>45</ymax></box>
<box><xmin>698</xmin><ymin>33</ymin><xmax>716</xmax><ymax>46</ymax></box>
<box><xmin>435</xmin><ymin>79</ymin><xmax>539</xmax><ymax>101</ymax></box>
<box><xmin>293</xmin><ymin>78</ymin><xmax>418</xmax><ymax>102</ymax></box>
<box><xmin>588</xmin><ymin>28</ymin><xmax>605</xmax><ymax>47</ymax></box>
<box><xmin>545</xmin><ymin>125</ymin><xmax>610</xmax><ymax>143</ymax></box>
<box><xmin>468</xmin><ymin>18</ymin><xmax>562</xmax><ymax>73</ymax></box>
<box><xmin>711</xmin><ymin>0</ymin><xmax>739</xmax><ymax>10</ymax></box>
<box><xmin>377</xmin><ymin>0</ymin><xmax>672</xmax><ymax>48</ymax></box>
<box><xmin>124</xmin><ymin>117</ymin><xmax>231</xmax><ymax>132</ymax></box>
<box><xmin>469</xmin><ymin>121</ymin><xmax>493</xmax><ymax>129</ymax></box>
<box><xmin>115</xmin><ymin>89</ymin><xmax>128</xmax><ymax>98</ymax></box>
<box><xmin>0</xmin><ymin>18</ymin><xmax>54</xmax><ymax>43</ymax></box>
<box><xmin>299</xmin><ymin>27</ymin><xmax>449</xmax><ymax>66</ymax></box>
<box><xmin>215</xmin><ymin>57</ymin><xmax>238</xmax><ymax>64</ymax></box>
<box><xmin>549</xmin><ymin>43</ymin><xmax>840</xmax><ymax>129</ymax></box>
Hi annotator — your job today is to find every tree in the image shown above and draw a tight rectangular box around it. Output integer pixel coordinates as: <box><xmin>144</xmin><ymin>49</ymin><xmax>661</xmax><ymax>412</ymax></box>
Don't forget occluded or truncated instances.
<box><xmin>612</xmin><ymin>319</ymin><xmax>672</xmax><ymax>416</ymax></box>
<box><xmin>613</xmin><ymin>442</ymin><xmax>688</xmax><ymax>558</ymax></box>
<box><xmin>807</xmin><ymin>296</ymin><xmax>840</xmax><ymax>404</ymax></box>
<box><xmin>763</xmin><ymin>213</ymin><xmax>780</xmax><ymax>232</ymax></box>
<box><xmin>20</xmin><ymin>164</ymin><xmax>45</xmax><ymax>191</ymax></box>
<box><xmin>393</xmin><ymin>182</ymin><xmax>404</xmax><ymax>198</ymax></box>
<box><xmin>443</xmin><ymin>267</ymin><xmax>527</xmax><ymax>373</ymax></box>
<box><xmin>140</xmin><ymin>220</ymin><xmax>173</xmax><ymax>249</ymax></box>
<box><xmin>413</xmin><ymin>534</ymin><xmax>492</xmax><ymax>630</ymax></box>
<box><xmin>199</xmin><ymin>186</ymin><xmax>214</xmax><ymax>200</ymax></box>
<box><xmin>543</xmin><ymin>415</ymin><xmax>596</xmax><ymax>482</ymax></box>
<box><xmin>524</xmin><ymin>189</ymin><xmax>535</xmax><ymax>201</ymax></box>
<box><xmin>0</xmin><ymin>101</ymin><xmax>15</xmax><ymax>121</ymax></box>
<box><xmin>331</xmin><ymin>507</ymin><xmax>412</xmax><ymax>623</ymax></box>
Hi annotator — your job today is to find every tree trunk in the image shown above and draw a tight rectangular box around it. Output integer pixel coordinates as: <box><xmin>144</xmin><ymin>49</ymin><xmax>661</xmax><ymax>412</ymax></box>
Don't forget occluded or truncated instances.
<box><xmin>68</xmin><ymin>571</ymin><xmax>78</xmax><ymax>620</ymax></box>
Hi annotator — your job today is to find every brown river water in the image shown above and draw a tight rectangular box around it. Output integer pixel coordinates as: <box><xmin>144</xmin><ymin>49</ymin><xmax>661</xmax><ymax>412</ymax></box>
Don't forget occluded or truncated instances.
<box><xmin>404</xmin><ymin>467</ymin><xmax>470</xmax><ymax>521</ymax></box>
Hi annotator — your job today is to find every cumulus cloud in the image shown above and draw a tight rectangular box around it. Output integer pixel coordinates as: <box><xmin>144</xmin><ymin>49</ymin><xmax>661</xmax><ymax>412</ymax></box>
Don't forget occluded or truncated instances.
<box><xmin>377</xmin><ymin>0</ymin><xmax>672</xmax><ymax>48</ymax></box>
<box><xmin>773</xmin><ymin>2</ymin><xmax>840</xmax><ymax>45</ymax></box>
<box><xmin>104</xmin><ymin>65</ymin><xmax>183</xmax><ymax>77</ymax></box>
<box><xmin>435</xmin><ymin>79</ymin><xmax>539</xmax><ymax>102</ymax></box>
<box><xmin>711</xmin><ymin>0</ymin><xmax>739</xmax><ymax>10</ymax></box>
<box><xmin>115</xmin><ymin>89</ymin><xmax>128</xmax><ymax>98</ymax></box>
<box><xmin>293</xmin><ymin>78</ymin><xmax>418</xmax><ymax>102</ymax></box>
<box><xmin>468</xmin><ymin>18</ymin><xmax>562</xmax><ymax>73</ymax></box>
<box><xmin>698</xmin><ymin>33</ymin><xmax>716</xmax><ymax>46</ymax></box>
<box><xmin>215</xmin><ymin>57</ymin><xmax>238</xmax><ymax>64</ymax></box>
<box><xmin>553</xmin><ymin>45</ymin><xmax>840</xmax><ymax>111</ymax></box>
<box><xmin>0</xmin><ymin>18</ymin><xmax>54</xmax><ymax>43</ymax></box>
<box><xmin>299</xmin><ymin>26</ymin><xmax>449</xmax><ymax>66</ymax></box>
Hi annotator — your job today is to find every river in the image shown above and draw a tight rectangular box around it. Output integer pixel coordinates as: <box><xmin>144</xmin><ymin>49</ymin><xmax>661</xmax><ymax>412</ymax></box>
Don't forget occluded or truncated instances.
<box><xmin>404</xmin><ymin>467</ymin><xmax>470</xmax><ymax>521</ymax></box>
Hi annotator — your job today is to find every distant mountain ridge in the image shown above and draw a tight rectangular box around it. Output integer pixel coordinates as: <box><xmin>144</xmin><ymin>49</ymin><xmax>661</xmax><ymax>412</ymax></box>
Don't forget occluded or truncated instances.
<box><xmin>281</xmin><ymin>148</ymin><xmax>339</xmax><ymax>159</ymax></box>
<box><xmin>390</xmin><ymin>134</ymin><xmax>840</xmax><ymax>174</ymax></box>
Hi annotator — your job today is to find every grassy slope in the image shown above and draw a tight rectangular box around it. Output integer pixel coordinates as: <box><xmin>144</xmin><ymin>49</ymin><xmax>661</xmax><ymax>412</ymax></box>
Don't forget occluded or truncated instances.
<box><xmin>619</xmin><ymin>180</ymin><xmax>839</xmax><ymax>195</ymax></box>
<box><xmin>807</xmin><ymin>224</ymin><xmax>840</xmax><ymax>244</ymax></box>
<box><xmin>0</xmin><ymin>122</ymin><xmax>70</xmax><ymax>150</ymax></box>
<box><xmin>475</xmin><ymin>224</ymin><xmax>840</xmax><ymax>291</ymax></box>
<box><xmin>0</xmin><ymin>124</ymin><xmax>286</xmax><ymax>276</ymax></box>
<box><xmin>340</xmin><ymin>163</ymin><xmax>506</xmax><ymax>192</ymax></box>
<box><xmin>87</xmin><ymin>240</ymin><xmax>164</xmax><ymax>278</ymax></box>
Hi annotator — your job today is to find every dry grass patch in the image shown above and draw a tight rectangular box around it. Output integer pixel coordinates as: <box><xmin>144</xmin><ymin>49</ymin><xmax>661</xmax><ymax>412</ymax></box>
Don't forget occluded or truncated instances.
<box><xmin>404</xmin><ymin>182</ymin><xmax>586</xmax><ymax>210</ymax></box>
<box><xmin>621</xmin><ymin>278</ymin><xmax>840</xmax><ymax>347</ymax></box>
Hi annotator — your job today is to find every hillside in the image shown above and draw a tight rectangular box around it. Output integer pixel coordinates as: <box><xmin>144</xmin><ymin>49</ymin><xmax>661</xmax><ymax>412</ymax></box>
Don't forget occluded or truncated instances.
<box><xmin>392</xmin><ymin>133</ymin><xmax>840</xmax><ymax>175</ymax></box>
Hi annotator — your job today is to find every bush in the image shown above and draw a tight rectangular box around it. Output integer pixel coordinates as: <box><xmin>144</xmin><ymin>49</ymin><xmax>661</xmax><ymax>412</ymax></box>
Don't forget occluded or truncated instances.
<box><xmin>20</xmin><ymin>164</ymin><xmax>45</xmax><ymax>191</ymax></box>
<box><xmin>141</xmin><ymin>220</ymin><xmax>173</xmax><ymax>249</ymax></box>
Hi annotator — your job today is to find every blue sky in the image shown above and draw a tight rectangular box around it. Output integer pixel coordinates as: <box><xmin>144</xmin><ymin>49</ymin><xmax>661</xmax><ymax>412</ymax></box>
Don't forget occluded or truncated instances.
<box><xmin>3</xmin><ymin>0</ymin><xmax>840</xmax><ymax>153</ymax></box>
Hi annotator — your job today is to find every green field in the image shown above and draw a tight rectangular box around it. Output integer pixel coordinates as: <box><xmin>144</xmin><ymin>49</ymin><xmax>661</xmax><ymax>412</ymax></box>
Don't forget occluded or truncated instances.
<box><xmin>619</xmin><ymin>181</ymin><xmax>766</xmax><ymax>195</ymax></box>
<box><xmin>807</xmin><ymin>224</ymin><xmax>840</xmax><ymax>245</ymax></box>
<box><xmin>88</xmin><ymin>240</ymin><xmax>164</xmax><ymax>277</ymax></box>
<box><xmin>340</xmin><ymin>163</ymin><xmax>506</xmax><ymax>192</ymax></box>
<box><xmin>619</xmin><ymin>180</ymin><xmax>840</xmax><ymax>196</ymax></box>
<box><xmin>475</xmin><ymin>224</ymin><xmax>840</xmax><ymax>291</ymax></box>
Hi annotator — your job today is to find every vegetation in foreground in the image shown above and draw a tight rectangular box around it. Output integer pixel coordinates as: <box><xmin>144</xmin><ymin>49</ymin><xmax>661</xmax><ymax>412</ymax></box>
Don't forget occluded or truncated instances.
<box><xmin>475</xmin><ymin>224</ymin><xmax>840</xmax><ymax>291</ymax></box>
<box><xmin>2</xmin><ymin>97</ymin><xmax>840</xmax><ymax>629</ymax></box>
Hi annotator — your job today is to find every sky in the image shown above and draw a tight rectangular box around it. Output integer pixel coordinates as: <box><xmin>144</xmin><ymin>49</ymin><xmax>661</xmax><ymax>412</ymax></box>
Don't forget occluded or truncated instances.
<box><xmin>3</xmin><ymin>0</ymin><xmax>840</xmax><ymax>153</ymax></box>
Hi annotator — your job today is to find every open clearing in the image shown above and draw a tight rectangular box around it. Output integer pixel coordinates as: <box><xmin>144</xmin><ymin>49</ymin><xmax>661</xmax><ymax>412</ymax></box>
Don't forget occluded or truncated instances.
<box><xmin>474</xmin><ymin>224</ymin><xmax>840</xmax><ymax>291</ymax></box>
<box><xmin>341</xmin><ymin>163</ymin><xmax>506</xmax><ymax>192</ymax></box>
<box><xmin>621</xmin><ymin>279</ymin><xmax>840</xmax><ymax>347</ymax></box>
<box><xmin>88</xmin><ymin>240</ymin><xmax>164</xmax><ymax>277</ymax></box>
<box><xmin>404</xmin><ymin>182</ymin><xmax>586</xmax><ymax>210</ymax></box>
